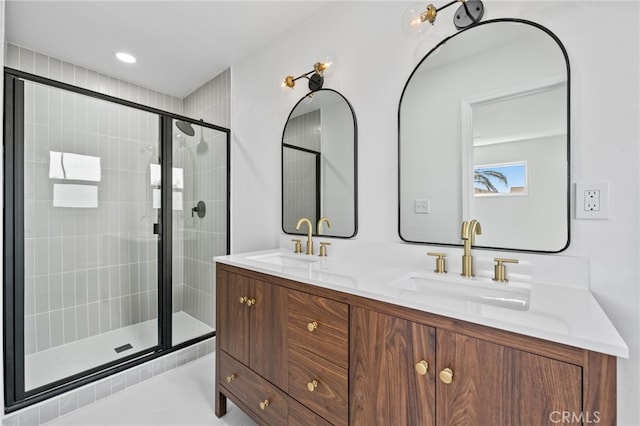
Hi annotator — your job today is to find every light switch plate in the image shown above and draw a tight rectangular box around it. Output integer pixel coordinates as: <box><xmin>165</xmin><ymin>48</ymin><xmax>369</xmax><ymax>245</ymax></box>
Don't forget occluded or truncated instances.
<box><xmin>575</xmin><ymin>182</ymin><xmax>609</xmax><ymax>219</ymax></box>
<box><xmin>414</xmin><ymin>199</ymin><xmax>430</xmax><ymax>214</ymax></box>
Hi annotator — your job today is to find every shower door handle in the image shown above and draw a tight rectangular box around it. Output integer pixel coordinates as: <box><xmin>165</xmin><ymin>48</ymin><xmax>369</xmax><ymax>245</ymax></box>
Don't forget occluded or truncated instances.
<box><xmin>153</xmin><ymin>223</ymin><xmax>162</xmax><ymax>235</ymax></box>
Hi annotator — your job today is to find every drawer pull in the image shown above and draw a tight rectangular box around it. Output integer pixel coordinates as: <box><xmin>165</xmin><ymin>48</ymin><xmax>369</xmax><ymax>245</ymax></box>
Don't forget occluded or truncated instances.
<box><xmin>439</xmin><ymin>368</ymin><xmax>454</xmax><ymax>384</ymax></box>
<box><xmin>259</xmin><ymin>399</ymin><xmax>270</xmax><ymax>410</ymax></box>
<box><xmin>307</xmin><ymin>380</ymin><xmax>318</xmax><ymax>392</ymax></box>
<box><xmin>307</xmin><ymin>321</ymin><xmax>318</xmax><ymax>332</ymax></box>
<box><xmin>415</xmin><ymin>360</ymin><xmax>429</xmax><ymax>376</ymax></box>
<box><xmin>239</xmin><ymin>296</ymin><xmax>247</xmax><ymax>304</ymax></box>
<box><xmin>246</xmin><ymin>298</ymin><xmax>256</xmax><ymax>307</ymax></box>
<box><xmin>226</xmin><ymin>374</ymin><xmax>236</xmax><ymax>383</ymax></box>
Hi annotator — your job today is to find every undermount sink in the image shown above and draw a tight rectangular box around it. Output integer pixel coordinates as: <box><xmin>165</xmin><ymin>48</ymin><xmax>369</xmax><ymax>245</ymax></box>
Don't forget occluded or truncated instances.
<box><xmin>390</xmin><ymin>273</ymin><xmax>531</xmax><ymax>311</ymax></box>
<box><xmin>245</xmin><ymin>252</ymin><xmax>319</xmax><ymax>267</ymax></box>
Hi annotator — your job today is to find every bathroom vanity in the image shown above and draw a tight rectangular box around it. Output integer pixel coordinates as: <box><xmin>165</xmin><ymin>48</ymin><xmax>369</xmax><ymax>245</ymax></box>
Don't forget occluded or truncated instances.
<box><xmin>214</xmin><ymin>247</ymin><xmax>627</xmax><ymax>425</ymax></box>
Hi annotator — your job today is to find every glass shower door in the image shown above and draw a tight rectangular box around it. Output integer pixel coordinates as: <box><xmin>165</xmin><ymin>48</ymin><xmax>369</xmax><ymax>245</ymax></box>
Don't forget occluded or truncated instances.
<box><xmin>171</xmin><ymin>120</ymin><xmax>227</xmax><ymax>346</ymax></box>
<box><xmin>22</xmin><ymin>80</ymin><xmax>161</xmax><ymax>390</ymax></box>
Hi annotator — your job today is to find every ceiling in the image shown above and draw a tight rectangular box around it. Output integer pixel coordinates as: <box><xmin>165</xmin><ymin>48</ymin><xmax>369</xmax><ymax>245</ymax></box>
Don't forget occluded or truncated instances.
<box><xmin>6</xmin><ymin>1</ymin><xmax>328</xmax><ymax>98</ymax></box>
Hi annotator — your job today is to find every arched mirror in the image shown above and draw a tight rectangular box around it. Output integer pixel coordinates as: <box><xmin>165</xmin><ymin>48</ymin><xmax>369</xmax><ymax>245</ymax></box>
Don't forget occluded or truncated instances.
<box><xmin>399</xmin><ymin>19</ymin><xmax>569</xmax><ymax>252</ymax></box>
<box><xmin>282</xmin><ymin>89</ymin><xmax>357</xmax><ymax>238</ymax></box>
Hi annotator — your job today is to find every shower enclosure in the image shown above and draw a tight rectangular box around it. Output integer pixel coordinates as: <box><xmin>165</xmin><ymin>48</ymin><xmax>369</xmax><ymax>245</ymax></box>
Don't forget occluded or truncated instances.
<box><xmin>3</xmin><ymin>69</ymin><xmax>229</xmax><ymax>410</ymax></box>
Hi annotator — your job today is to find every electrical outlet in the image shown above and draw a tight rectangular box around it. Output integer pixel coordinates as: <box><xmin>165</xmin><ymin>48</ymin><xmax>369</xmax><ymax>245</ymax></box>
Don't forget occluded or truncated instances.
<box><xmin>414</xmin><ymin>199</ymin><xmax>430</xmax><ymax>214</ymax></box>
<box><xmin>576</xmin><ymin>182</ymin><xmax>608</xmax><ymax>219</ymax></box>
<box><xmin>584</xmin><ymin>190</ymin><xmax>600</xmax><ymax>211</ymax></box>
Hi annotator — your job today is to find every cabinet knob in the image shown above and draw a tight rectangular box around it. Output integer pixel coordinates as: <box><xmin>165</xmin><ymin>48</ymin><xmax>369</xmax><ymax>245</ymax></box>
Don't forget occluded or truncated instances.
<box><xmin>226</xmin><ymin>374</ymin><xmax>236</xmax><ymax>383</ymax></box>
<box><xmin>415</xmin><ymin>360</ymin><xmax>429</xmax><ymax>376</ymax></box>
<box><xmin>307</xmin><ymin>321</ymin><xmax>318</xmax><ymax>332</ymax></box>
<box><xmin>246</xmin><ymin>298</ymin><xmax>256</xmax><ymax>307</ymax></box>
<box><xmin>239</xmin><ymin>296</ymin><xmax>247</xmax><ymax>304</ymax></box>
<box><xmin>259</xmin><ymin>399</ymin><xmax>270</xmax><ymax>410</ymax></box>
<box><xmin>439</xmin><ymin>368</ymin><xmax>454</xmax><ymax>384</ymax></box>
<box><xmin>307</xmin><ymin>380</ymin><xmax>318</xmax><ymax>392</ymax></box>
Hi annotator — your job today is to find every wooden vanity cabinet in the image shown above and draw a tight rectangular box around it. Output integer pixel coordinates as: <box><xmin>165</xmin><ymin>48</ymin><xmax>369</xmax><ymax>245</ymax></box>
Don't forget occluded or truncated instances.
<box><xmin>288</xmin><ymin>290</ymin><xmax>349</xmax><ymax>426</ymax></box>
<box><xmin>216</xmin><ymin>267</ymin><xmax>289</xmax><ymax>422</ymax></box>
<box><xmin>217</xmin><ymin>270</ymin><xmax>288</xmax><ymax>388</ymax></box>
<box><xmin>351</xmin><ymin>304</ymin><xmax>611</xmax><ymax>426</ymax></box>
<box><xmin>216</xmin><ymin>265</ymin><xmax>349</xmax><ymax>425</ymax></box>
<box><xmin>216</xmin><ymin>264</ymin><xmax>617</xmax><ymax>426</ymax></box>
<box><xmin>436</xmin><ymin>330</ymin><xmax>582</xmax><ymax>425</ymax></box>
<box><xmin>350</xmin><ymin>308</ymin><xmax>436</xmax><ymax>425</ymax></box>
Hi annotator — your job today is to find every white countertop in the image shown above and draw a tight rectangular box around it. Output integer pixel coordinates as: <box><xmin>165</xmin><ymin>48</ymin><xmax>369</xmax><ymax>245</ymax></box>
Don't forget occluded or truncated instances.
<box><xmin>215</xmin><ymin>245</ymin><xmax>628</xmax><ymax>358</ymax></box>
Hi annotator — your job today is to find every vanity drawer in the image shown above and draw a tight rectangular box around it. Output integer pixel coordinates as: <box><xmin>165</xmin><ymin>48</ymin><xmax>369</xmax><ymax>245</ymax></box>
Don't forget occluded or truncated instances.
<box><xmin>288</xmin><ymin>290</ymin><xmax>349</xmax><ymax>368</ymax></box>
<box><xmin>288</xmin><ymin>345</ymin><xmax>348</xmax><ymax>426</ymax></box>
<box><xmin>288</xmin><ymin>397</ymin><xmax>333</xmax><ymax>426</ymax></box>
<box><xmin>219</xmin><ymin>351</ymin><xmax>287</xmax><ymax>425</ymax></box>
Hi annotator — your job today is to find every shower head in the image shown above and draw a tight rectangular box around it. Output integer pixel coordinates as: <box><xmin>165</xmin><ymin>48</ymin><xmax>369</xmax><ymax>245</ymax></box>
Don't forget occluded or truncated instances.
<box><xmin>196</xmin><ymin>127</ymin><xmax>208</xmax><ymax>154</ymax></box>
<box><xmin>176</xmin><ymin>120</ymin><xmax>195</xmax><ymax>137</ymax></box>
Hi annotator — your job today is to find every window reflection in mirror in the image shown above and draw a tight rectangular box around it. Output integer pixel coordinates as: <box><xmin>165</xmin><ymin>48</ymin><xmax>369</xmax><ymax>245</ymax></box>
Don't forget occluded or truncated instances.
<box><xmin>282</xmin><ymin>89</ymin><xmax>357</xmax><ymax>238</ymax></box>
<box><xmin>399</xmin><ymin>19</ymin><xmax>569</xmax><ymax>252</ymax></box>
<box><xmin>473</xmin><ymin>162</ymin><xmax>527</xmax><ymax>196</ymax></box>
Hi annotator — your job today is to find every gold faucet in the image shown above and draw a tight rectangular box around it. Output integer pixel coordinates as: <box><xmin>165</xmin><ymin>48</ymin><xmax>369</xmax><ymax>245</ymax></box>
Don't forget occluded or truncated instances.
<box><xmin>461</xmin><ymin>219</ymin><xmax>481</xmax><ymax>277</ymax></box>
<box><xmin>295</xmin><ymin>217</ymin><xmax>314</xmax><ymax>255</ymax></box>
<box><xmin>317</xmin><ymin>217</ymin><xmax>331</xmax><ymax>234</ymax></box>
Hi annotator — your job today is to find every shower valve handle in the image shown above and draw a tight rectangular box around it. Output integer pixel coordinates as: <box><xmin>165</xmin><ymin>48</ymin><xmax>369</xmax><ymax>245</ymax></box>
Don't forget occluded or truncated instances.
<box><xmin>191</xmin><ymin>201</ymin><xmax>206</xmax><ymax>218</ymax></box>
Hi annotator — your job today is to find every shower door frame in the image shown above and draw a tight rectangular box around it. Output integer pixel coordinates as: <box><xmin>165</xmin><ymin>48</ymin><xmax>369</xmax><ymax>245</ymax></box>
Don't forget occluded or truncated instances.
<box><xmin>3</xmin><ymin>68</ymin><xmax>230</xmax><ymax>412</ymax></box>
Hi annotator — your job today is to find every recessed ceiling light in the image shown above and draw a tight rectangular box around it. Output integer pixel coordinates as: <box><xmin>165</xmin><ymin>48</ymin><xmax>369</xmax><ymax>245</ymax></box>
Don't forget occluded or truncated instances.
<box><xmin>115</xmin><ymin>52</ymin><xmax>136</xmax><ymax>64</ymax></box>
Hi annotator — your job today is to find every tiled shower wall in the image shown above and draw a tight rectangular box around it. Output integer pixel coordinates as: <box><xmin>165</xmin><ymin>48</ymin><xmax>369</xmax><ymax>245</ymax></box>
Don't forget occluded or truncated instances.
<box><xmin>181</xmin><ymin>69</ymin><xmax>230</xmax><ymax>329</ymax></box>
<box><xmin>282</xmin><ymin>109</ymin><xmax>321</xmax><ymax>232</ymax></box>
<box><xmin>6</xmin><ymin>43</ymin><xmax>185</xmax><ymax>353</ymax></box>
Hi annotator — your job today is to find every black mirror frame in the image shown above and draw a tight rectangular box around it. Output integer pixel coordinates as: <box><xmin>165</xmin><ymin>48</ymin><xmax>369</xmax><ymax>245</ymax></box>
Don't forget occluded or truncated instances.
<box><xmin>397</xmin><ymin>18</ymin><xmax>571</xmax><ymax>253</ymax></box>
<box><xmin>281</xmin><ymin>88</ymin><xmax>358</xmax><ymax>239</ymax></box>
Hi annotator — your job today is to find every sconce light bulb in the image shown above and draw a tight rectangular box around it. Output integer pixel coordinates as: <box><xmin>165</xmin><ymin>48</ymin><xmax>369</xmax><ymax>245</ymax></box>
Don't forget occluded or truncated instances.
<box><xmin>409</xmin><ymin>17</ymin><xmax>423</xmax><ymax>27</ymax></box>
<box><xmin>314</xmin><ymin>62</ymin><xmax>331</xmax><ymax>74</ymax></box>
<box><xmin>402</xmin><ymin>2</ymin><xmax>436</xmax><ymax>38</ymax></box>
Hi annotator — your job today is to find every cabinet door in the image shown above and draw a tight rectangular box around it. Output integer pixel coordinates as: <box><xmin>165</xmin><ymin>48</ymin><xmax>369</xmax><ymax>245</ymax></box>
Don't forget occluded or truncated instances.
<box><xmin>437</xmin><ymin>330</ymin><xmax>582</xmax><ymax>425</ymax></box>
<box><xmin>350</xmin><ymin>307</ymin><xmax>436</xmax><ymax>426</ymax></box>
<box><xmin>217</xmin><ymin>270</ymin><xmax>250</xmax><ymax>365</ymax></box>
<box><xmin>250</xmin><ymin>278</ymin><xmax>289</xmax><ymax>390</ymax></box>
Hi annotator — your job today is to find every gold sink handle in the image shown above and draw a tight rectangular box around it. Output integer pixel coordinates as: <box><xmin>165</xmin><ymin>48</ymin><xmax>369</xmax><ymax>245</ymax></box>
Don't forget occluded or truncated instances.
<box><xmin>493</xmin><ymin>258</ymin><xmax>519</xmax><ymax>283</ymax></box>
<box><xmin>427</xmin><ymin>252</ymin><xmax>447</xmax><ymax>274</ymax></box>
<box><xmin>319</xmin><ymin>242</ymin><xmax>331</xmax><ymax>257</ymax></box>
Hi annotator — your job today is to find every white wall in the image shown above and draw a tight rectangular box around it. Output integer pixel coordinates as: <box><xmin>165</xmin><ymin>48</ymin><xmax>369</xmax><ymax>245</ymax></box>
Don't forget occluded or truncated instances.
<box><xmin>231</xmin><ymin>1</ymin><xmax>639</xmax><ymax>423</ymax></box>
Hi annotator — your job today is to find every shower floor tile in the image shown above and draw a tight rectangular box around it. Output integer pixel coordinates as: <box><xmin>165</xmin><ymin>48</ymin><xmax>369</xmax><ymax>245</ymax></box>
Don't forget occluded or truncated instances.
<box><xmin>47</xmin><ymin>353</ymin><xmax>257</xmax><ymax>426</ymax></box>
<box><xmin>26</xmin><ymin>311</ymin><xmax>213</xmax><ymax>390</ymax></box>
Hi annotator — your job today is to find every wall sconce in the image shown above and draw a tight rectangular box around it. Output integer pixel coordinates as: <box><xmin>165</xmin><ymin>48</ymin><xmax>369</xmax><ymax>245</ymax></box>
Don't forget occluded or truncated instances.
<box><xmin>402</xmin><ymin>0</ymin><xmax>484</xmax><ymax>37</ymax></box>
<box><xmin>282</xmin><ymin>62</ymin><xmax>332</xmax><ymax>92</ymax></box>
